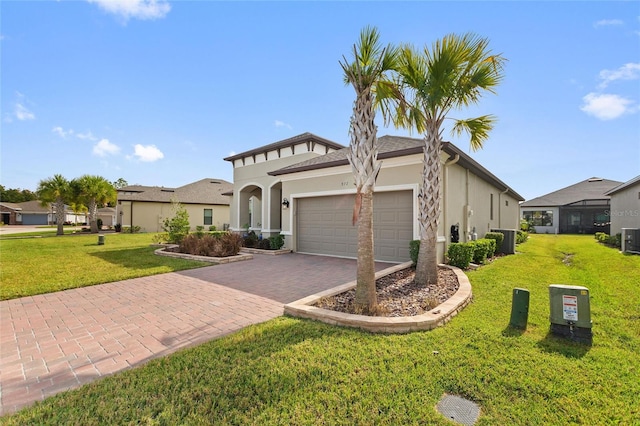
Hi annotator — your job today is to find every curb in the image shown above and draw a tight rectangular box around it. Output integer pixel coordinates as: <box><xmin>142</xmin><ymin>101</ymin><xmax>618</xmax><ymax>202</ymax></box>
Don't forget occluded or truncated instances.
<box><xmin>284</xmin><ymin>262</ymin><xmax>472</xmax><ymax>334</ymax></box>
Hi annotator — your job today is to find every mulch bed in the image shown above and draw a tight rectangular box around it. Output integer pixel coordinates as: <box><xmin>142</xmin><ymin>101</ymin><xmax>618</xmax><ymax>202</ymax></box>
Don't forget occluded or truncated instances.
<box><xmin>314</xmin><ymin>266</ymin><xmax>460</xmax><ymax>317</ymax></box>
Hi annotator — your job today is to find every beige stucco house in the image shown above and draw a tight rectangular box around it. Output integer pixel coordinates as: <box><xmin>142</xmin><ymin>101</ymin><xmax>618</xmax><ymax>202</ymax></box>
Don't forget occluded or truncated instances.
<box><xmin>604</xmin><ymin>175</ymin><xmax>640</xmax><ymax>236</ymax></box>
<box><xmin>116</xmin><ymin>178</ymin><xmax>232</xmax><ymax>232</ymax></box>
<box><xmin>224</xmin><ymin>132</ymin><xmax>523</xmax><ymax>263</ymax></box>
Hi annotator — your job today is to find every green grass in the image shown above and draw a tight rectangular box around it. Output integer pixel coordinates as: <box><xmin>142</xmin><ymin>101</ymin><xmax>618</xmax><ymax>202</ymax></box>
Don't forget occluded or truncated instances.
<box><xmin>0</xmin><ymin>233</ymin><xmax>207</xmax><ymax>300</ymax></box>
<box><xmin>2</xmin><ymin>235</ymin><xmax>639</xmax><ymax>425</ymax></box>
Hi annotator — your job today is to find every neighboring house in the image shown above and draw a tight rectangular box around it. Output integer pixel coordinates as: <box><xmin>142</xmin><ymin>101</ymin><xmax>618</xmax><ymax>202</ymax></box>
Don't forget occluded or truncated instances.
<box><xmin>224</xmin><ymin>132</ymin><xmax>523</xmax><ymax>263</ymax></box>
<box><xmin>97</xmin><ymin>207</ymin><xmax>117</xmax><ymax>228</ymax></box>
<box><xmin>520</xmin><ymin>177</ymin><xmax>623</xmax><ymax>235</ymax></box>
<box><xmin>12</xmin><ymin>200</ymin><xmax>51</xmax><ymax>225</ymax></box>
<box><xmin>116</xmin><ymin>178</ymin><xmax>233</xmax><ymax>232</ymax></box>
<box><xmin>604</xmin><ymin>175</ymin><xmax>640</xmax><ymax>236</ymax></box>
<box><xmin>0</xmin><ymin>201</ymin><xmax>88</xmax><ymax>225</ymax></box>
<box><xmin>0</xmin><ymin>202</ymin><xmax>22</xmax><ymax>225</ymax></box>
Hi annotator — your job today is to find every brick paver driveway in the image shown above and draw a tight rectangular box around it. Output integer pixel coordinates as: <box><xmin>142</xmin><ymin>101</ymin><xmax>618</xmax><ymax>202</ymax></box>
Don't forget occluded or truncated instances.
<box><xmin>0</xmin><ymin>253</ymin><xmax>393</xmax><ymax>415</ymax></box>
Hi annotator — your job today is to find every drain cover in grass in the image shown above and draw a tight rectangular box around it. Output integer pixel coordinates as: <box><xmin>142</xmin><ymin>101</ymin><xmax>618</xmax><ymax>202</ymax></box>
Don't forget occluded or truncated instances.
<box><xmin>436</xmin><ymin>394</ymin><xmax>480</xmax><ymax>425</ymax></box>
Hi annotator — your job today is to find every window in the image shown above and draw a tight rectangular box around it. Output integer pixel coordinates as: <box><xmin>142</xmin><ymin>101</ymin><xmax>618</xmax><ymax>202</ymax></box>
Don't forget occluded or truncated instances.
<box><xmin>204</xmin><ymin>209</ymin><xmax>213</xmax><ymax>226</ymax></box>
<box><xmin>523</xmin><ymin>210</ymin><xmax>553</xmax><ymax>226</ymax></box>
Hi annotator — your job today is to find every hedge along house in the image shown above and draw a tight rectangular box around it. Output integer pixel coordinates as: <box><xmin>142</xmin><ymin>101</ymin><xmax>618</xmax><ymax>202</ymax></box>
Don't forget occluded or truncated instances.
<box><xmin>225</xmin><ymin>133</ymin><xmax>523</xmax><ymax>263</ymax></box>
<box><xmin>116</xmin><ymin>178</ymin><xmax>233</xmax><ymax>232</ymax></box>
<box><xmin>520</xmin><ymin>177</ymin><xmax>623</xmax><ymax>235</ymax></box>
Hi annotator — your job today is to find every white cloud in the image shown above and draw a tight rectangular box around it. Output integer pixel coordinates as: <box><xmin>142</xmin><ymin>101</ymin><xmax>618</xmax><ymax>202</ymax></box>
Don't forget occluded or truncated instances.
<box><xmin>93</xmin><ymin>138</ymin><xmax>121</xmax><ymax>156</ymax></box>
<box><xmin>76</xmin><ymin>131</ymin><xmax>98</xmax><ymax>141</ymax></box>
<box><xmin>275</xmin><ymin>120</ymin><xmax>292</xmax><ymax>130</ymax></box>
<box><xmin>133</xmin><ymin>144</ymin><xmax>164</xmax><ymax>162</ymax></box>
<box><xmin>15</xmin><ymin>103</ymin><xmax>35</xmax><ymax>121</ymax></box>
<box><xmin>52</xmin><ymin>126</ymin><xmax>74</xmax><ymax>138</ymax></box>
<box><xmin>594</xmin><ymin>19</ymin><xmax>624</xmax><ymax>28</ymax></box>
<box><xmin>597</xmin><ymin>63</ymin><xmax>640</xmax><ymax>89</ymax></box>
<box><xmin>88</xmin><ymin>0</ymin><xmax>171</xmax><ymax>21</ymax></box>
<box><xmin>580</xmin><ymin>93</ymin><xmax>635</xmax><ymax>120</ymax></box>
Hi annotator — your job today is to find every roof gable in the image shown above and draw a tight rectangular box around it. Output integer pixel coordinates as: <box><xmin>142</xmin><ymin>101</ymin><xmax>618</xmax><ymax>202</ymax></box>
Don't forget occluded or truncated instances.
<box><xmin>223</xmin><ymin>132</ymin><xmax>345</xmax><ymax>164</ymax></box>
<box><xmin>521</xmin><ymin>177</ymin><xmax>623</xmax><ymax>207</ymax></box>
<box><xmin>604</xmin><ymin>175</ymin><xmax>640</xmax><ymax>196</ymax></box>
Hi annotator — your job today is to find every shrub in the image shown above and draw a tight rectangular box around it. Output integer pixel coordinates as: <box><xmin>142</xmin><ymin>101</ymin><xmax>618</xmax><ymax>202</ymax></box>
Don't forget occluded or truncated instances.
<box><xmin>268</xmin><ymin>235</ymin><xmax>285</xmax><ymax>250</ymax></box>
<box><xmin>97</xmin><ymin>218</ymin><xmax>103</xmax><ymax>229</ymax></box>
<box><xmin>114</xmin><ymin>223</ymin><xmax>122</xmax><ymax>232</ymax></box>
<box><xmin>162</xmin><ymin>201</ymin><xmax>190</xmax><ymax>244</ymax></box>
<box><xmin>178</xmin><ymin>233</ymin><xmax>242</xmax><ymax>257</ymax></box>
<box><xmin>485</xmin><ymin>238</ymin><xmax>497</xmax><ymax>258</ymax></box>
<box><xmin>471</xmin><ymin>239</ymin><xmax>493</xmax><ymax>264</ymax></box>
<box><xmin>243</xmin><ymin>231</ymin><xmax>258</xmax><ymax>248</ymax></box>
<box><xmin>485</xmin><ymin>232</ymin><xmax>504</xmax><ymax>251</ymax></box>
<box><xmin>595</xmin><ymin>232</ymin><xmax>606</xmax><ymax>241</ymax></box>
<box><xmin>209</xmin><ymin>225</ymin><xmax>217</xmax><ymax>232</ymax></box>
<box><xmin>258</xmin><ymin>238</ymin><xmax>271</xmax><ymax>250</ymax></box>
<box><xmin>447</xmin><ymin>242</ymin><xmax>474</xmax><ymax>269</ymax></box>
<box><xmin>516</xmin><ymin>230</ymin><xmax>528</xmax><ymax>244</ymax></box>
<box><xmin>409</xmin><ymin>240</ymin><xmax>420</xmax><ymax>265</ymax></box>
<box><xmin>123</xmin><ymin>226</ymin><xmax>141</xmax><ymax>234</ymax></box>
<box><xmin>152</xmin><ymin>233</ymin><xmax>170</xmax><ymax>244</ymax></box>
<box><xmin>194</xmin><ymin>226</ymin><xmax>205</xmax><ymax>238</ymax></box>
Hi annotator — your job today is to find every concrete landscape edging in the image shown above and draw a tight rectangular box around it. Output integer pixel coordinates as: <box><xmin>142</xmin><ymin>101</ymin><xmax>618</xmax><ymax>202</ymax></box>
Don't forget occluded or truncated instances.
<box><xmin>154</xmin><ymin>246</ymin><xmax>253</xmax><ymax>264</ymax></box>
<box><xmin>284</xmin><ymin>262</ymin><xmax>473</xmax><ymax>334</ymax></box>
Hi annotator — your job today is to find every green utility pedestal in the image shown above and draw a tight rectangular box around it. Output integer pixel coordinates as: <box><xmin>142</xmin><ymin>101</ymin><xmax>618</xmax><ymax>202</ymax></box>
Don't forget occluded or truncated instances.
<box><xmin>549</xmin><ymin>284</ymin><xmax>592</xmax><ymax>345</ymax></box>
<box><xmin>509</xmin><ymin>288</ymin><xmax>530</xmax><ymax>329</ymax></box>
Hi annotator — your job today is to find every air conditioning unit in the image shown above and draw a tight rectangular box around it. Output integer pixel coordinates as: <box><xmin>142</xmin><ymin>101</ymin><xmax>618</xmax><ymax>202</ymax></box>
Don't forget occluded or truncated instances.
<box><xmin>622</xmin><ymin>228</ymin><xmax>640</xmax><ymax>254</ymax></box>
<box><xmin>490</xmin><ymin>228</ymin><xmax>516</xmax><ymax>254</ymax></box>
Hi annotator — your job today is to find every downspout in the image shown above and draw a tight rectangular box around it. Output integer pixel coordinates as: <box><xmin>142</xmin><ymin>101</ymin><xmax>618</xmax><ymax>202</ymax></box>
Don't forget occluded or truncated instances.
<box><xmin>443</xmin><ymin>154</ymin><xmax>460</xmax><ymax>244</ymax></box>
<box><xmin>499</xmin><ymin>188</ymin><xmax>509</xmax><ymax>228</ymax></box>
<box><xmin>465</xmin><ymin>169</ymin><xmax>470</xmax><ymax>241</ymax></box>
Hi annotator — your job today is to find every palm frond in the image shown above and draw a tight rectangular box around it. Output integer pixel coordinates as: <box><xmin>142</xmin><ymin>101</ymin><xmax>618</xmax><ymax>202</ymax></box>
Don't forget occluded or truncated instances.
<box><xmin>450</xmin><ymin>115</ymin><xmax>497</xmax><ymax>151</ymax></box>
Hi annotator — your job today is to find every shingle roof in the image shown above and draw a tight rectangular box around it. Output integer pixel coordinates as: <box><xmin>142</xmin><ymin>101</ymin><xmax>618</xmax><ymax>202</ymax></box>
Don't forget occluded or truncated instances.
<box><xmin>117</xmin><ymin>178</ymin><xmax>232</xmax><ymax>205</ymax></box>
<box><xmin>604</xmin><ymin>175</ymin><xmax>640</xmax><ymax>196</ymax></box>
<box><xmin>521</xmin><ymin>177</ymin><xmax>623</xmax><ymax>207</ymax></box>
<box><xmin>269</xmin><ymin>135</ymin><xmax>524</xmax><ymax>201</ymax></box>
<box><xmin>15</xmin><ymin>200</ymin><xmax>50</xmax><ymax>213</ymax></box>
<box><xmin>0</xmin><ymin>202</ymin><xmax>23</xmax><ymax>211</ymax></box>
<box><xmin>223</xmin><ymin>132</ymin><xmax>345</xmax><ymax>162</ymax></box>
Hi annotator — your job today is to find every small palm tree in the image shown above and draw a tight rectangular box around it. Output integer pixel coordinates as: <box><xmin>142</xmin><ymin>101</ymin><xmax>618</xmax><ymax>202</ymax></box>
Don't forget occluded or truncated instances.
<box><xmin>73</xmin><ymin>175</ymin><xmax>117</xmax><ymax>233</ymax></box>
<box><xmin>393</xmin><ymin>33</ymin><xmax>506</xmax><ymax>285</ymax></box>
<box><xmin>339</xmin><ymin>26</ymin><xmax>399</xmax><ymax>312</ymax></box>
<box><xmin>37</xmin><ymin>174</ymin><xmax>70</xmax><ymax>236</ymax></box>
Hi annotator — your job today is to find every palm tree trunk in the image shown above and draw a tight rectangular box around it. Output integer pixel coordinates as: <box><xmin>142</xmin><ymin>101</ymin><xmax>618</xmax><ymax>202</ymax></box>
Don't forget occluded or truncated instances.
<box><xmin>415</xmin><ymin>131</ymin><xmax>442</xmax><ymax>285</ymax></box>
<box><xmin>88</xmin><ymin>200</ymin><xmax>99</xmax><ymax>233</ymax></box>
<box><xmin>354</xmin><ymin>189</ymin><xmax>377</xmax><ymax>311</ymax></box>
<box><xmin>55</xmin><ymin>199</ymin><xmax>65</xmax><ymax>236</ymax></box>
<box><xmin>348</xmin><ymin>88</ymin><xmax>381</xmax><ymax>313</ymax></box>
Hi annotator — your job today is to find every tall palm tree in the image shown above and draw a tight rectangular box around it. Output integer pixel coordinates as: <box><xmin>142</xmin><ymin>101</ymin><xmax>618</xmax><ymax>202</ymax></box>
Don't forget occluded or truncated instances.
<box><xmin>73</xmin><ymin>175</ymin><xmax>117</xmax><ymax>233</ymax></box>
<box><xmin>37</xmin><ymin>174</ymin><xmax>70</xmax><ymax>236</ymax></box>
<box><xmin>393</xmin><ymin>33</ymin><xmax>506</xmax><ymax>285</ymax></box>
<box><xmin>339</xmin><ymin>26</ymin><xmax>399</xmax><ymax>312</ymax></box>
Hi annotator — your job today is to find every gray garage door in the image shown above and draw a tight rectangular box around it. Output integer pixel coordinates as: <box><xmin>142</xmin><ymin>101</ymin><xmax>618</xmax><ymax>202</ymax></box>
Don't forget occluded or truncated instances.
<box><xmin>297</xmin><ymin>191</ymin><xmax>413</xmax><ymax>262</ymax></box>
<box><xmin>21</xmin><ymin>214</ymin><xmax>48</xmax><ymax>225</ymax></box>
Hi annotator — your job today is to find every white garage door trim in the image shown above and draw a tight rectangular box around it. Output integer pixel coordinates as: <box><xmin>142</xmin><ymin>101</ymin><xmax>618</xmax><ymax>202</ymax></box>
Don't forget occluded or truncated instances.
<box><xmin>296</xmin><ymin>189</ymin><xmax>415</xmax><ymax>263</ymax></box>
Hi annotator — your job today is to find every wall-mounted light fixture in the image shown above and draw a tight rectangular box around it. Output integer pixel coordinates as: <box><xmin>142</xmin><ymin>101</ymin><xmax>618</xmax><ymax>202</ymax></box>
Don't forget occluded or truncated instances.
<box><xmin>282</xmin><ymin>198</ymin><xmax>290</xmax><ymax>208</ymax></box>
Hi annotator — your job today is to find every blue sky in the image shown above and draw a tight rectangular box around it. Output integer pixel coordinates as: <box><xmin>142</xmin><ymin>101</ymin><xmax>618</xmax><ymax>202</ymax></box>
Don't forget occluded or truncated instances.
<box><xmin>1</xmin><ymin>1</ymin><xmax>639</xmax><ymax>201</ymax></box>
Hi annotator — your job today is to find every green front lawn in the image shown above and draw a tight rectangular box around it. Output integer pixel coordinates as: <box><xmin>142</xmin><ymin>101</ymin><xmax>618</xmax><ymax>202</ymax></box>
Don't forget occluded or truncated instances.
<box><xmin>2</xmin><ymin>235</ymin><xmax>639</xmax><ymax>424</ymax></box>
<box><xmin>0</xmin><ymin>233</ymin><xmax>207</xmax><ymax>300</ymax></box>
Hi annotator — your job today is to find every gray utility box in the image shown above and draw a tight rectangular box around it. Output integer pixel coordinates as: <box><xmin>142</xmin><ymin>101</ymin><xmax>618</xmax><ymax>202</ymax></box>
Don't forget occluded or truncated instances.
<box><xmin>490</xmin><ymin>228</ymin><xmax>516</xmax><ymax>254</ymax></box>
<box><xmin>622</xmin><ymin>228</ymin><xmax>640</xmax><ymax>254</ymax></box>
<box><xmin>549</xmin><ymin>285</ymin><xmax>592</xmax><ymax>344</ymax></box>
